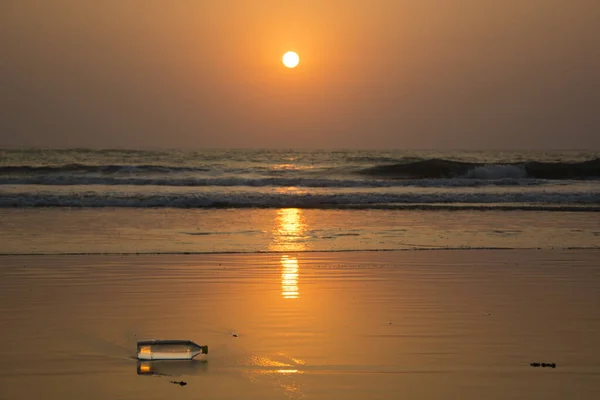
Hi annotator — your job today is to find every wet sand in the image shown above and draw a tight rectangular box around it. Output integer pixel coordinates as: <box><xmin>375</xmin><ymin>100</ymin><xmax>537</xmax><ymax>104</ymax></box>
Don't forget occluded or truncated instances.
<box><xmin>1</xmin><ymin>250</ymin><xmax>599</xmax><ymax>399</ymax></box>
<box><xmin>2</xmin><ymin>208</ymin><xmax>599</xmax><ymax>255</ymax></box>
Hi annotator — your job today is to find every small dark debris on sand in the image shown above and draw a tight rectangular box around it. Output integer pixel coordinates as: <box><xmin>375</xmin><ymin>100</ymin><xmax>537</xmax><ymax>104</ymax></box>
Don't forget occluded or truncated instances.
<box><xmin>530</xmin><ymin>362</ymin><xmax>556</xmax><ymax>368</ymax></box>
<box><xmin>170</xmin><ymin>380</ymin><xmax>187</xmax><ymax>386</ymax></box>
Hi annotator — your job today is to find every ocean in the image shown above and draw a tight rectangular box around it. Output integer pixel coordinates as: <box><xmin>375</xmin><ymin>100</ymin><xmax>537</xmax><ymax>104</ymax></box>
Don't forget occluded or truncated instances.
<box><xmin>1</xmin><ymin>148</ymin><xmax>599</xmax><ymax>254</ymax></box>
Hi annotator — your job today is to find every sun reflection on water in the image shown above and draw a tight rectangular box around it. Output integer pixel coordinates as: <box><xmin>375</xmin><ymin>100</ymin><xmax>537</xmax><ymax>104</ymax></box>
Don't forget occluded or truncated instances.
<box><xmin>270</xmin><ymin>207</ymin><xmax>306</xmax><ymax>299</ymax></box>
<box><xmin>246</xmin><ymin>355</ymin><xmax>304</xmax><ymax>397</ymax></box>
<box><xmin>270</xmin><ymin>207</ymin><xmax>307</xmax><ymax>253</ymax></box>
<box><xmin>277</xmin><ymin>369</ymin><xmax>299</xmax><ymax>374</ymax></box>
<box><xmin>281</xmin><ymin>255</ymin><xmax>299</xmax><ymax>299</ymax></box>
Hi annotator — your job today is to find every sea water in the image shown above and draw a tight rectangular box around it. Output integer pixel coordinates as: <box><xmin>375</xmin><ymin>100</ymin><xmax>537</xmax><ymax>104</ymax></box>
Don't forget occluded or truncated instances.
<box><xmin>1</xmin><ymin>149</ymin><xmax>598</xmax><ymax>254</ymax></box>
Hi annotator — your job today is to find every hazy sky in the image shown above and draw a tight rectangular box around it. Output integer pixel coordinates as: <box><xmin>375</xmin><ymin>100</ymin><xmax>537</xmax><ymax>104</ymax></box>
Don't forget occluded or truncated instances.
<box><xmin>1</xmin><ymin>0</ymin><xmax>599</xmax><ymax>149</ymax></box>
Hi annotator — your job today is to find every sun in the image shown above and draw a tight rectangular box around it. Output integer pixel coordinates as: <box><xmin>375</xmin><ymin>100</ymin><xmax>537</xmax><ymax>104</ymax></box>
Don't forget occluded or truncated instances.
<box><xmin>282</xmin><ymin>51</ymin><xmax>300</xmax><ymax>68</ymax></box>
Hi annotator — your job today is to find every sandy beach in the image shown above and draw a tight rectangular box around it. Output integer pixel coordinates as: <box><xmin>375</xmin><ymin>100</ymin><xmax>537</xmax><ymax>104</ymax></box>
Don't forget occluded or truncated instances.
<box><xmin>1</xmin><ymin>250</ymin><xmax>599</xmax><ymax>400</ymax></box>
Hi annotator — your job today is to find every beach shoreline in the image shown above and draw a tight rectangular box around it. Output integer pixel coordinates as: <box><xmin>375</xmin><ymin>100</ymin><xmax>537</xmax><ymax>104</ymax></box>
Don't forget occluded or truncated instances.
<box><xmin>1</xmin><ymin>208</ymin><xmax>599</xmax><ymax>255</ymax></box>
<box><xmin>1</xmin><ymin>249</ymin><xmax>599</xmax><ymax>399</ymax></box>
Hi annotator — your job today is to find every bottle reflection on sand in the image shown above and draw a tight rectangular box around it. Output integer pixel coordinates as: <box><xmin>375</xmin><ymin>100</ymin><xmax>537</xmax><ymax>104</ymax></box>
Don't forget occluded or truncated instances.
<box><xmin>137</xmin><ymin>360</ymin><xmax>208</xmax><ymax>376</ymax></box>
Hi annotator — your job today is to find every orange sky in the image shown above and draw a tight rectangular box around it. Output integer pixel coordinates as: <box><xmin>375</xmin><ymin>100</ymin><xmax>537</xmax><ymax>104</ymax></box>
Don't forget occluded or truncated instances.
<box><xmin>1</xmin><ymin>0</ymin><xmax>599</xmax><ymax>149</ymax></box>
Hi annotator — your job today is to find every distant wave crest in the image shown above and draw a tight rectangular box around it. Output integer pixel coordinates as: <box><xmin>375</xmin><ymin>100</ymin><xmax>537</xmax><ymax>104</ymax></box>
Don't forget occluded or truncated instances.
<box><xmin>359</xmin><ymin>158</ymin><xmax>600</xmax><ymax>180</ymax></box>
<box><xmin>0</xmin><ymin>163</ymin><xmax>208</xmax><ymax>174</ymax></box>
<box><xmin>0</xmin><ymin>176</ymin><xmax>547</xmax><ymax>188</ymax></box>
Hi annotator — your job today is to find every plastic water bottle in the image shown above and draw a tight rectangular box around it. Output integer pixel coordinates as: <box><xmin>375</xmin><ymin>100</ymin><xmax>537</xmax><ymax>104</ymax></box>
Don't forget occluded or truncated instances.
<box><xmin>137</xmin><ymin>340</ymin><xmax>208</xmax><ymax>360</ymax></box>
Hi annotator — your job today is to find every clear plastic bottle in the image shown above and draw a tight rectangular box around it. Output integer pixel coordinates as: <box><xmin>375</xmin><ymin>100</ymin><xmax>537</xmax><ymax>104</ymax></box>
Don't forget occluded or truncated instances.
<box><xmin>137</xmin><ymin>340</ymin><xmax>208</xmax><ymax>360</ymax></box>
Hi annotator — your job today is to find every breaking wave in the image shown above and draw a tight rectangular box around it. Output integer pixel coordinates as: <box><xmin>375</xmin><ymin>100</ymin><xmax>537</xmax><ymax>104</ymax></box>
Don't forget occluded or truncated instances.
<box><xmin>360</xmin><ymin>158</ymin><xmax>600</xmax><ymax>180</ymax></box>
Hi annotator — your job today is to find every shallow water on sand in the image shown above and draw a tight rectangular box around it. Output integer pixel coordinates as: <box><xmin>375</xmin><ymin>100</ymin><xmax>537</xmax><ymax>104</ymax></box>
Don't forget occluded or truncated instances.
<box><xmin>1</xmin><ymin>208</ymin><xmax>599</xmax><ymax>255</ymax></box>
<box><xmin>1</xmin><ymin>251</ymin><xmax>599</xmax><ymax>399</ymax></box>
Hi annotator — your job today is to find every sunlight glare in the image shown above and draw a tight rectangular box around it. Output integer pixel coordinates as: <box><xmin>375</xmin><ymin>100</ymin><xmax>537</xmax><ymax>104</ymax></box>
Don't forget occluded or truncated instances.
<box><xmin>281</xmin><ymin>255</ymin><xmax>299</xmax><ymax>299</ymax></box>
<box><xmin>270</xmin><ymin>207</ymin><xmax>307</xmax><ymax>252</ymax></box>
